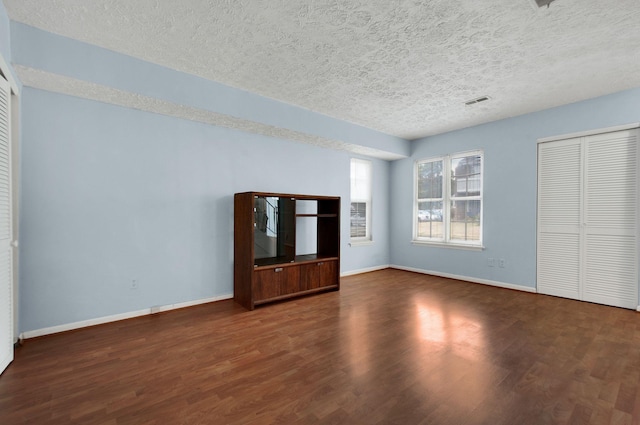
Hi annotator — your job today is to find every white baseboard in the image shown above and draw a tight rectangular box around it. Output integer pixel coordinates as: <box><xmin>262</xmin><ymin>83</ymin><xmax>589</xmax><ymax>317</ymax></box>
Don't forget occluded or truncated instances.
<box><xmin>637</xmin><ymin>306</ymin><xmax>640</xmax><ymax>312</ymax></box>
<box><xmin>20</xmin><ymin>293</ymin><xmax>233</xmax><ymax>340</ymax></box>
<box><xmin>390</xmin><ymin>265</ymin><xmax>537</xmax><ymax>293</ymax></box>
<box><xmin>341</xmin><ymin>264</ymin><xmax>390</xmax><ymax>277</ymax></box>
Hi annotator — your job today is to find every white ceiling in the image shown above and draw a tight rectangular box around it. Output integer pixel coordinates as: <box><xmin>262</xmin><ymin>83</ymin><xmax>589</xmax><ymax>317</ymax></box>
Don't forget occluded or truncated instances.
<box><xmin>4</xmin><ymin>0</ymin><xmax>640</xmax><ymax>140</ymax></box>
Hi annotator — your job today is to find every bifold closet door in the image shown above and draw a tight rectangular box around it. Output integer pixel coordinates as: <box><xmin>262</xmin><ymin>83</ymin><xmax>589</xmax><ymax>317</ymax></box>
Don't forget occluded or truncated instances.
<box><xmin>0</xmin><ymin>76</ymin><xmax>12</xmax><ymax>375</ymax></box>
<box><xmin>537</xmin><ymin>129</ymin><xmax>638</xmax><ymax>310</ymax></box>
<box><xmin>537</xmin><ymin>138</ymin><xmax>583</xmax><ymax>300</ymax></box>
<box><xmin>583</xmin><ymin>130</ymin><xmax>638</xmax><ymax>309</ymax></box>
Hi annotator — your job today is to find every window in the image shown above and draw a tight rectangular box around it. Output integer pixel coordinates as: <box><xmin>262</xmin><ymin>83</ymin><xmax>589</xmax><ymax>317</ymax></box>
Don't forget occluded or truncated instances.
<box><xmin>414</xmin><ymin>151</ymin><xmax>483</xmax><ymax>247</ymax></box>
<box><xmin>350</xmin><ymin>158</ymin><xmax>372</xmax><ymax>241</ymax></box>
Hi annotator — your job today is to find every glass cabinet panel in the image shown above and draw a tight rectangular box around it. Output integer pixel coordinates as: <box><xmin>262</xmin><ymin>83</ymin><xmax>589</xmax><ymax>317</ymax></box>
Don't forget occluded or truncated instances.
<box><xmin>254</xmin><ymin>196</ymin><xmax>295</xmax><ymax>262</ymax></box>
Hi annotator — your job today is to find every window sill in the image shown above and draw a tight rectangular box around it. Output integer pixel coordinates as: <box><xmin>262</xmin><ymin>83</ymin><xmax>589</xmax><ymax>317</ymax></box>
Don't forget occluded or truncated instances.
<box><xmin>349</xmin><ymin>240</ymin><xmax>374</xmax><ymax>247</ymax></box>
<box><xmin>411</xmin><ymin>240</ymin><xmax>484</xmax><ymax>251</ymax></box>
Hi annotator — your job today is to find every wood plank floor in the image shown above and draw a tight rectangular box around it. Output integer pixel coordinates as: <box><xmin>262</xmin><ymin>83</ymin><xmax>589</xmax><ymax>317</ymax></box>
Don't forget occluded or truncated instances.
<box><xmin>1</xmin><ymin>269</ymin><xmax>640</xmax><ymax>424</ymax></box>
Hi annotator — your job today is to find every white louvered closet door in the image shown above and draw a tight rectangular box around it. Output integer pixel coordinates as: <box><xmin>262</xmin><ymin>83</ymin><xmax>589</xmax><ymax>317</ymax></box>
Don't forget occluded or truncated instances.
<box><xmin>0</xmin><ymin>75</ymin><xmax>12</xmax><ymax>375</ymax></box>
<box><xmin>537</xmin><ymin>138</ymin><xmax>583</xmax><ymax>300</ymax></box>
<box><xmin>583</xmin><ymin>130</ymin><xmax>638</xmax><ymax>309</ymax></box>
<box><xmin>537</xmin><ymin>128</ymin><xmax>639</xmax><ymax>310</ymax></box>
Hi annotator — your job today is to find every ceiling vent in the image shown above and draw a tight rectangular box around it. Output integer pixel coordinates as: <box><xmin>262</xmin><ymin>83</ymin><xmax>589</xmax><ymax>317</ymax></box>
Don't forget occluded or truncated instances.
<box><xmin>465</xmin><ymin>96</ymin><xmax>490</xmax><ymax>106</ymax></box>
<box><xmin>529</xmin><ymin>0</ymin><xmax>556</xmax><ymax>9</ymax></box>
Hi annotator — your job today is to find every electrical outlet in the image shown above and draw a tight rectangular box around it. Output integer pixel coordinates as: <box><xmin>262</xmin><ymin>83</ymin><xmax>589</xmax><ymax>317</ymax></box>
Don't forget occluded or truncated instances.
<box><xmin>131</xmin><ymin>279</ymin><xmax>138</xmax><ymax>289</ymax></box>
<box><xmin>499</xmin><ymin>259</ymin><xmax>506</xmax><ymax>268</ymax></box>
<box><xmin>487</xmin><ymin>258</ymin><xmax>495</xmax><ymax>267</ymax></box>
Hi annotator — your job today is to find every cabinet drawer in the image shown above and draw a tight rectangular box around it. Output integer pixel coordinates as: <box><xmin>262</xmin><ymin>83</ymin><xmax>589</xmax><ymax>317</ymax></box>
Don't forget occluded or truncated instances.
<box><xmin>300</xmin><ymin>260</ymin><xmax>338</xmax><ymax>291</ymax></box>
<box><xmin>253</xmin><ymin>266</ymin><xmax>301</xmax><ymax>301</ymax></box>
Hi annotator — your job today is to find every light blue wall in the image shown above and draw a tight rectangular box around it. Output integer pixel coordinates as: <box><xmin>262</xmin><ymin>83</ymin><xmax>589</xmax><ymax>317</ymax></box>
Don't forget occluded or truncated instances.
<box><xmin>0</xmin><ymin>2</ymin><xmax>10</xmax><ymax>61</ymax></box>
<box><xmin>0</xmin><ymin>1</ymin><xmax>19</xmax><ymax>86</ymax></box>
<box><xmin>9</xmin><ymin>23</ymin><xmax>396</xmax><ymax>332</ymax></box>
<box><xmin>19</xmin><ymin>87</ymin><xmax>390</xmax><ymax>332</ymax></box>
<box><xmin>10</xmin><ymin>22</ymin><xmax>409</xmax><ymax>159</ymax></box>
<box><xmin>12</xmin><ymin>19</ymin><xmax>640</xmax><ymax>332</ymax></box>
<box><xmin>390</xmin><ymin>88</ymin><xmax>640</xmax><ymax>294</ymax></box>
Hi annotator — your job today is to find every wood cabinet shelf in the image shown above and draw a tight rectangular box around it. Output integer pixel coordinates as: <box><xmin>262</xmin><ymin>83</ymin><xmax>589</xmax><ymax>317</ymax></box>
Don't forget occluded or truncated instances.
<box><xmin>253</xmin><ymin>254</ymin><xmax>339</xmax><ymax>269</ymax></box>
<box><xmin>234</xmin><ymin>192</ymin><xmax>340</xmax><ymax>310</ymax></box>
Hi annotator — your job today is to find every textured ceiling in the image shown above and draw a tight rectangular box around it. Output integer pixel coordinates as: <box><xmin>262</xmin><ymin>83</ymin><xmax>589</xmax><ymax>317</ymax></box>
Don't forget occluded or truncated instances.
<box><xmin>4</xmin><ymin>0</ymin><xmax>640</xmax><ymax>140</ymax></box>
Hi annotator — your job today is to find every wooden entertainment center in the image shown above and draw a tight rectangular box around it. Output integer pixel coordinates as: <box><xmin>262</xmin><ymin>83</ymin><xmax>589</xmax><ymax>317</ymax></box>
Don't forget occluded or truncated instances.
<box><xmin>234</xmin><ymin>192</ymin><xmax>340</xmax><ymax>310</ymax></box>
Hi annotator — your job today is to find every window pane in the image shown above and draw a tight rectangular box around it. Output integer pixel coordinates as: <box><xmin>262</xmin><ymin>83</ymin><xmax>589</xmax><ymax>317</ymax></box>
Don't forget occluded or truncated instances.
<box><xmin>350</xmin><ymin>158</ymin><xmax>371</xmax><ymax>240</ymax></box>
<box><xmin>417</xmin><ymin>201</ymin><xmax>443</xmax><ymax>239</ymax></box>
<box><xmin>351</xmin><ymin>159</ymin><xmax>372</xmax><ymax>200</ymax></box>
<box><xmin>451</xmin><ymin>155</ymin><xmax>482</xmax><ymax>197</ymax></box>
<box><xmin>450</xmin><ymin>200</ymin><xmax>481</xmax><ymax>241</ymax></box>
<box><xmin>417</xmin><ymin>160</ymin><xmax>443</xmax><ymax>199</ymax></box>
<box><xmin>350</xmin><ymin>202</ymin><xmax>367</xmax><ymax>238</ymax></box>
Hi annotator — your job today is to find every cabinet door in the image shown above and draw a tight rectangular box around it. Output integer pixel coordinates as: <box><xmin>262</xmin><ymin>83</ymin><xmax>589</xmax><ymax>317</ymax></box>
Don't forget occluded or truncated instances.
<box><xmin>253</xmin><ymin>266</ymin><xmax>301</xmax><ymax>302</ymax></box>
<box><xmin>317</xmin><ymin>260</ymin><xmax>338</xmax><ymax>289</ymax></box>
<box><xmin>300</xmin><ymin>260</ymin><xmax>338</xmax><ymax>290</ymax></box>
<box><xmin>299</xmin><ymin>263</ymin><xmax>319</xmax><ymax>291</ymax></box>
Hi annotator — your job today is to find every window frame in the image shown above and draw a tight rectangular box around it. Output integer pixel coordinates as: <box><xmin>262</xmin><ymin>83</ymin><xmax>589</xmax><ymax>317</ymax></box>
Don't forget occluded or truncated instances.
<box><xmin>413</xmin><ymin>150</ymin><xmax>484</xmax><ymax>249</ymax></box>
<box><xmin>350</xmin><ymin>158</ymin><xmax>373</xmax><ymax>244</ymax></box>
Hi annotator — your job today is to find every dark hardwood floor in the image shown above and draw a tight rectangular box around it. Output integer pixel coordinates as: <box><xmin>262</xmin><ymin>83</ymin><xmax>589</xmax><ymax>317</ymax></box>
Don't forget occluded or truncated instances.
<box><xmin>1</xmin><ymin>269</ymin><xmax>639</xmax><ymax>424</ymax></box>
